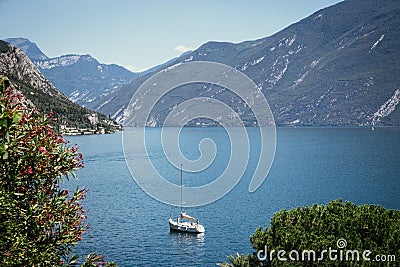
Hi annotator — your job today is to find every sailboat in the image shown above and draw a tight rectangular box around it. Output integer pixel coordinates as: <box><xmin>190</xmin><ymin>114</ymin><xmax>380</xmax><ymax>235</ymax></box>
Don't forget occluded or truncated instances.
<box><xmin>168</xmin><ymin>165</ymin><xmax>205</xmax><ymax>233</ymax></box>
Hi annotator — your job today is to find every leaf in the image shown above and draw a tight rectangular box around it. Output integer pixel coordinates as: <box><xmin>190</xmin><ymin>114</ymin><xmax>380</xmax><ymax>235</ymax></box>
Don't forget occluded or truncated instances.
<box><xmin>0</xmin><ymin>118</ymin><xmax>7</xmax><ymax>128</ymax></box>
<box><xmin>13</xmin><ymin>112</ymin><xmax>23</xmax><ymax>123</ymax></box>
<box><xmin>0</xmin><ymin>143</ymin><xmax>7</xmax><ymax>153</ymax></box>
<box><xmin>70</xmin><ymin>171</ymin><xmax>77</xmax><ymax>180</ymax></box>
<box><xmin>0</xmin><ymin>143</ymin><xmax>8</xmax><ymax>160</ymax></box>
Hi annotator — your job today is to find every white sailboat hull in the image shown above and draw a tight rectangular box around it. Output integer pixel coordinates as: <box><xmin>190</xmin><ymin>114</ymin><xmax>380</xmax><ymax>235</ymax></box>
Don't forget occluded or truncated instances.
<box><xmin>169</xmin><ymin>218</ymin><xmax>205</xmax><ymax>233</ymax></box>
<box><xmin>169</xmin><ymin>165</ymin><xmax>205</xmax><ymax>234</ymax></box>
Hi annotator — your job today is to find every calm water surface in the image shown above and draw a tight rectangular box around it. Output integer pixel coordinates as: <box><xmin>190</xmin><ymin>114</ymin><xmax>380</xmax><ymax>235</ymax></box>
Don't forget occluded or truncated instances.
<box><xmin>66</xmin><ymin>127</ymin><xmax>400</xmax><ymax>266</ymax></box>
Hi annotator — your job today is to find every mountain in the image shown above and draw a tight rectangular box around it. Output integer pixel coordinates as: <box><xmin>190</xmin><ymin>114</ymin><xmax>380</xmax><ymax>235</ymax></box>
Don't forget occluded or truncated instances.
<box><xmin>0</xmin><ymin>40</ymin><xmax>120</xmax><ymax>133</ymax></box>
<box><xmin>136</xmin><ymin>51</ymin><xmax>193</xmax><ymax>77</ymax></box>
<box><xmin>4</xmin><ymin>38</ymin><xmax>138</xmax><ymax>109</ymax></box>
<box><xmin>92</xmin><ymin>0</ymin><xmax>400</xmax><ymax>126</ymax></box>
<box><xmin>4</xmin><ymin>38</ymin><xmax>48</xmax><ymax>61</ymax></box>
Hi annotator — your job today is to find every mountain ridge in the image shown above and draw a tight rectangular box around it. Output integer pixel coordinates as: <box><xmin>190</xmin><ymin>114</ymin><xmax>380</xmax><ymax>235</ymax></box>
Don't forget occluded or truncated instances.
<box><xmin>91</xmin><ymin>0</ymin><xmax>400</xmax><ymax>126</ymax></box>
<box><xmin>4</xmin><ymin>37</ymin><xmax>49</xmax><ymax>61</ymax></box>
<box><xmin>4</xmin><ymin>38</ymin><xmax>138</xmax><ymax>109</ymax></box>
<box><xmin>0</xmin><ymin>40</ymin><xmax>120</xmax><ymax>133</ymax></box>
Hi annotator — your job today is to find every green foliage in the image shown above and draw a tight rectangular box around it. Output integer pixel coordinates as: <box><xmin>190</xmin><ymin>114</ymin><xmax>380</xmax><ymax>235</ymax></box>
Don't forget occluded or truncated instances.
<box><xmin>10</xmin><ymin>77</ymin><xmax>116</xmax><ymax>132</ymax></box>
<box><xmin>217</xmin><ymin>253</ymin><xmax>258</xmax><ymax>267</ymax></box>
<box><xmin>219</xmin><ymin>200</ymin><xmax>400</xmax><ymax>267</ymax></box>
<box><xmin>0</xmin><ymin>76</ymin><xmax>117</xmax><ymax>266</ymax></box>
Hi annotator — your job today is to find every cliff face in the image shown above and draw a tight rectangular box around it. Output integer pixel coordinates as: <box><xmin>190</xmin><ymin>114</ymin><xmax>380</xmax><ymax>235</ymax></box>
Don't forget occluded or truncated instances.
<box><xmin>0</xmin><ymin>43</ymin><xmax>66</xmax><ymax>99</ymax></box>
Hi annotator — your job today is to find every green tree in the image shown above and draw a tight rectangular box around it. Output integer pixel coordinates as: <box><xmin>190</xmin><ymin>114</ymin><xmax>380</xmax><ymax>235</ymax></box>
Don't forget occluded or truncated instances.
<box><xmin>0</xmin><ymin>76</ymin><xmax>116</xmax><ymax>266</ymax></box>
<box><xmin>219</xmin><ymin>200</ymin><xmax>400</xmax><ymax>267</ymax></box>
<box><xmin>217</xmin><ymin>253</ymin><xmax>258</xmax><ymax>267</ymax></box>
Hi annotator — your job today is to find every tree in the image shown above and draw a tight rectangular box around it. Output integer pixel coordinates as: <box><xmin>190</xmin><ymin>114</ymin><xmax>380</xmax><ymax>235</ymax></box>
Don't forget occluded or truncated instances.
<box><xmin>218</xmin><ymin>200</ymin><xmax>400</xmax><ymax>266</ymax></box>
<box><xmin>217</xmin><ymin>253</ymin><xmax>257</xmax><ymax>267</ymax></box>
<box><xmin>0</xmin><ymin>76</ymin><xmax>116</xmax><ymax>266</ymax></box>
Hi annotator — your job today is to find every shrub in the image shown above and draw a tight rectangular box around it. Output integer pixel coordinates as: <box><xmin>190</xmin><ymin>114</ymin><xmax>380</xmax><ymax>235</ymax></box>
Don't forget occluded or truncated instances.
<box><xmin>0</xmin><ymin>76</ymin><xmax>116</xmax><ymax>266</ymax></box>
<box><xmin>219</xmin><ymin>199</ymin><xmax>400</xmax><ymax>266</ymax></box>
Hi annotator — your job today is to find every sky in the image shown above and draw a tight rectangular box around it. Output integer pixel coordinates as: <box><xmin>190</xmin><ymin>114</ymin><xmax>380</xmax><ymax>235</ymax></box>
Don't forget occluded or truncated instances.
<box><xmin>1</xmin><ymin>0</ymin><xmax>343</xmax><ymax>72</ymax></box>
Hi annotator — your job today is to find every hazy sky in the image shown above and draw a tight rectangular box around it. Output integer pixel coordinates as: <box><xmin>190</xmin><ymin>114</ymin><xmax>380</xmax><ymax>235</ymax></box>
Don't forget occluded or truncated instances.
<box><xmin>1</xmin><ymin>0</ymin><xmax>343</xmax><ymax>72</ymax></box>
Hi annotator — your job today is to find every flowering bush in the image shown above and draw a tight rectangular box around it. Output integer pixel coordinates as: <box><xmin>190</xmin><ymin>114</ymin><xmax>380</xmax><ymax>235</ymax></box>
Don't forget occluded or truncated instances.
<box><xmin>0</xmin><ymin>76</ymin><xmax>116</xmax><ymax>266</ymax></box>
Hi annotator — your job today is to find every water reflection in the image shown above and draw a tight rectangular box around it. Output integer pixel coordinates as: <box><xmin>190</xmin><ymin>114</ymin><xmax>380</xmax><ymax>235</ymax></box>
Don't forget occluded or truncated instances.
<box><xmin>167</xmin><ymin>232</ymin><xmax>207</xmax><ymax>266</ymax></box>
<box><xmin>169</xmin><ymin>231</ymin><xmax>205</xmax><ymax>246</ymax></box>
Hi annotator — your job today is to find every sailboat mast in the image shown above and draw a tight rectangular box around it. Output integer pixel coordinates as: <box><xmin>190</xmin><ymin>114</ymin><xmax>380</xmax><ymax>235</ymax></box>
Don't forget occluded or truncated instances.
<box><xmin>180</xmin><ymin>164</ymin><xmax>183</xmax><ymax>214</ymax></box>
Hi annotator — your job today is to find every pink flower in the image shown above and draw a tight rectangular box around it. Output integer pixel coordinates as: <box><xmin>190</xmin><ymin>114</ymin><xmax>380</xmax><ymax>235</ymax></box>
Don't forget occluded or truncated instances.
<box><xmin>62</xmin><ymin>189</ymin><xmax>70</xmax><ymax>195</ymax></box>
<box><xmin>21</xmin><ymin>114</ymin><xmax>28</xmax><ymax>123</ymax></box>
<box><xmin>39</xmin><ymin>147</ymin><xmax>46</xmax><ymax>154</ymax></box>
<box><xmin>27</xmin><ymin>166</ymin><xmax>33</xmax><ymax>174</ymax></box>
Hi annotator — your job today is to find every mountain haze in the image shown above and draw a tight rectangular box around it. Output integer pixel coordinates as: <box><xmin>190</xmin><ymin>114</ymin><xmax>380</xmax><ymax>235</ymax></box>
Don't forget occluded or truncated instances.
<box><xmin>92</xmin><ymin>0</ymin><xmax>400</xmax><ymax>126</ymax></box>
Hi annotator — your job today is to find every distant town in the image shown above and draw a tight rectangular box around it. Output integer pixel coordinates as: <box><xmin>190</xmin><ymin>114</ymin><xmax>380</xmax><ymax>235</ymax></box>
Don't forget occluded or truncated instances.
<box><xmin>59</xmin><ymin>113</ymin><xmax>122</xmax><ymax>135</ymax></box>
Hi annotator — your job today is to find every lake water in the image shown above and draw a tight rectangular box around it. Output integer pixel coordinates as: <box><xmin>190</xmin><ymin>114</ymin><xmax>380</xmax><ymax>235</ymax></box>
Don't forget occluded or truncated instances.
<box><xmin>66</xmin><ymin>127</ymin><xmax>400</xmax><ymax>266</ymax></box>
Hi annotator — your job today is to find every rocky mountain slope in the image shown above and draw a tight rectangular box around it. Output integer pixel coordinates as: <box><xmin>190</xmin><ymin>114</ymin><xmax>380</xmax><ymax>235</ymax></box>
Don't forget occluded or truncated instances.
<box><xmin>92</xmin><ymin>0</ymin><xmax>400</xmax><ymax>126</ymax></box>
<box><xmin>5</xmin><ymin>37</ymin><xmax>49</xmax><ymax>61</ymax></box>
<box><xmin>0</xmin><ymin>40</ymin><xmax>119</xmax><ymax>133</ymax></box>
<box><xmin>4</xmin><ymin>38</ymin><xmax>137</xmax><ymax>109</ymax></box>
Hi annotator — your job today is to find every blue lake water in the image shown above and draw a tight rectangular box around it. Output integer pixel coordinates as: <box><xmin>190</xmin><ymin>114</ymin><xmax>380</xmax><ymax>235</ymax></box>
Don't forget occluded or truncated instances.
<box><xmin>66</xmin><ymin>127</ymin><xmax>400</xmax><ymax>266</ymax></box>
